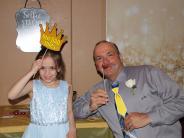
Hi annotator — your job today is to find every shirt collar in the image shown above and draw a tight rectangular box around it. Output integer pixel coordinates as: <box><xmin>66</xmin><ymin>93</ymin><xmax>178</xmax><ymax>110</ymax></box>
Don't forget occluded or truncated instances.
<box><xmin>116</xmin><ymin>68</ymin><xmax>127</xmax><ymax>83</ymax></box>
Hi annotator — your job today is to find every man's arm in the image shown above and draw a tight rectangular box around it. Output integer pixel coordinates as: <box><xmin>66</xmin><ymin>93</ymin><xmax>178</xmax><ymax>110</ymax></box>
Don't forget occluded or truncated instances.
<box><xmin>73</xmin><ymin>92</ymin><xmax>94</xmax><ymax>118</ymax></box>
<box><xmin>124</xmin><ymin>65</ymin><xmax>184</xmax><ymax>130</ymax></box>
<box><xmin>146</xmin><ymin>66</ymin><xmax>184</xmax><ymax>126</ymax></box>
<box><xmin>73</xmin><ymin>84</ymin><xmax>108</xmax><ymax>119</ymax></box>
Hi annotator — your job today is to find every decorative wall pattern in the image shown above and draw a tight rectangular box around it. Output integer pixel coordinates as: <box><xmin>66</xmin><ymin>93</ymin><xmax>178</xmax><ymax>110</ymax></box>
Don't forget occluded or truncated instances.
<box><xmin>107</xmin><ymin>0</ymin><xmax>184</xmax><ymax>89</ymax></box>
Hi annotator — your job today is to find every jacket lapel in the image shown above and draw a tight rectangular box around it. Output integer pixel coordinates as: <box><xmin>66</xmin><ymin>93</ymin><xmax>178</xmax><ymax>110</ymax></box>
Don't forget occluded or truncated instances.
<box><xmin>98</xmin><ymin>80</ymin><xmax>123</xmax><ymax>136</ymax></box>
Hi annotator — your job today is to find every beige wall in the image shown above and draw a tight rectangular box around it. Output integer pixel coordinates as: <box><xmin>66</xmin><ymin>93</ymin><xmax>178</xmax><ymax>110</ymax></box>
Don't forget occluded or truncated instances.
<box><xmin>0</xmin><ymin>0</ymin><xmax>106</xmax><ymax>105</ymax></box>
<box><xmin>107</xmin><ymin>0</ymin><xmax>184</xmax><ymax>89</ymax></box>
<box><xmin>72</xmin><ymin>0</ymin><xmax>106</xmax><ymax>95</ymax></box>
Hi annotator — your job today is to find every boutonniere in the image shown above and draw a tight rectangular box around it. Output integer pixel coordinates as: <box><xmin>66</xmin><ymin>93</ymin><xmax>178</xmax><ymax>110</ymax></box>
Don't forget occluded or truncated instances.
<box><xmin>125</xmin><ymin>79</ymin><xmax>136</xmax><ymax>95</ymax></box>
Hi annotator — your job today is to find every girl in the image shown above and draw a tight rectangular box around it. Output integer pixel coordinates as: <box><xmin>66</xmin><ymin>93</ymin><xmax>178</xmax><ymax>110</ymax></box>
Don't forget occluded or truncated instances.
<box><xmin>8</xmin><ymin>47</ymin><xmax>76</xmax><ymax>138</ymax></box>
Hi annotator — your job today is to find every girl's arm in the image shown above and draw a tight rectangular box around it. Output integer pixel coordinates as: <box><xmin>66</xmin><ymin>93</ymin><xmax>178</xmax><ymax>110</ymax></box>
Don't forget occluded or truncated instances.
<box><xmin>8</xmin><ymin>59</ymin><xmax>42</xmax><ymax>100</ymax></box>
<box><xmin>67</xmin><ymin>84</ymin><xmax>76</xmax><ymax>138</ymax></box>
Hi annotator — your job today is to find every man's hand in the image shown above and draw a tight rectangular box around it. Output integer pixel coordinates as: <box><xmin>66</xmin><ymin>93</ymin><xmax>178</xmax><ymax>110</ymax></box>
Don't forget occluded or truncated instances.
<box><xmin>124</xmin><ymin>112</ymin><xmax>151</xmax><ymax>131</ymax></box>
<box><xmin>89</xmin><ymin>89</ymin><xmax>109</xmax><ymax>111</ymax></box>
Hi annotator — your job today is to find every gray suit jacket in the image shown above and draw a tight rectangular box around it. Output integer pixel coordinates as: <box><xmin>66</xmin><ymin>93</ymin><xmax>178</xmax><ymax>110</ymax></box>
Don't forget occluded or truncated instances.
<box><xmin>73</xmin><ymin>65</ymin><xmax>184</xmax><ymax>138</ymax></box>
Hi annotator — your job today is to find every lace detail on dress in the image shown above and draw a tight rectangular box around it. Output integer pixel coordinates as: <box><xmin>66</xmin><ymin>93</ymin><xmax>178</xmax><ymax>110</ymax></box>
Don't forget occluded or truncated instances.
<box><xmin>30</xmin><ymin>80</ymin><xmax>68</xmax><ymax>125</ymax></box>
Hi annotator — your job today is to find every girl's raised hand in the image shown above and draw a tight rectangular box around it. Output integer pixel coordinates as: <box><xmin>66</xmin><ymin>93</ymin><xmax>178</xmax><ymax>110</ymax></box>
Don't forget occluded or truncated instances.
<box><xmin>31</xmin><ymin>59</ymin><xmax>42</xmax><ymax>75</ymax></box>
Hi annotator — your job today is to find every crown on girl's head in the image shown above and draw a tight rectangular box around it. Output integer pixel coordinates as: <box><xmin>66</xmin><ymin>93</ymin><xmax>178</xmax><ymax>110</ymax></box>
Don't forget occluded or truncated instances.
<box><xmin>40</xmin><ymin>22</ymin><xmax>67</xmax><ymax>51</ymax></box>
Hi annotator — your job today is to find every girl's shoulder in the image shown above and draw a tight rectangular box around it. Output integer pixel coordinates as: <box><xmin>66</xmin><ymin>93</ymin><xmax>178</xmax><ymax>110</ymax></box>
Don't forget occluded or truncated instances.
<box><xmin>32</xmin><ymin>79</ymin><xmax>40</xmax><ymax>85</ymax></box>
<box><xmin>59</xmin><ymin>80</ymin><xmax>71</xmax><ymax>92</ymax></box>
<box><xmin>32</xmin><ymin>79</ymin><xmax>43</xmax><ymax>90</ymax></box>
<box><xmin>59</xmin><ymin>80</ymin><xmax>68</xmax><ymax>86</ymax></box>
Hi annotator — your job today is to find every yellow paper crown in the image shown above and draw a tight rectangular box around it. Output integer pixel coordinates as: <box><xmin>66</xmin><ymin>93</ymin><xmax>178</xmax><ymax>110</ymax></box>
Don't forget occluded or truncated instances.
<box><xmin>40</xmin><ymin>22</ymin><xmax>67</xmax><ymax>51</ymax></box>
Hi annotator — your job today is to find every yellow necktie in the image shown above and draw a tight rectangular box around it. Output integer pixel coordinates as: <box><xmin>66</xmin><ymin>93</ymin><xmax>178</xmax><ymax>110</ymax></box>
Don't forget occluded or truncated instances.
<box><xmin>112</xmin><ymin>82</ymin><xmax>127</xmax><ymax>118</ymax></box>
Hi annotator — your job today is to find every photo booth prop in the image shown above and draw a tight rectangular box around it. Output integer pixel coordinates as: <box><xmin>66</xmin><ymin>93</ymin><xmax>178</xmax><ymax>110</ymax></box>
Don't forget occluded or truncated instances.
<box><xmin>15</xmin><ymin>0</ymin><xmax>50</xmax><ymax>52</ymax></box>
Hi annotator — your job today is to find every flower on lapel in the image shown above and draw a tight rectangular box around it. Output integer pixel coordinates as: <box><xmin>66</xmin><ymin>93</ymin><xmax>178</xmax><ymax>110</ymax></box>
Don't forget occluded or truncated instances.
<box><xmin>125</xmin><ymin>79</ymin><xmax>136</xmax><ymax>95</ymax></box>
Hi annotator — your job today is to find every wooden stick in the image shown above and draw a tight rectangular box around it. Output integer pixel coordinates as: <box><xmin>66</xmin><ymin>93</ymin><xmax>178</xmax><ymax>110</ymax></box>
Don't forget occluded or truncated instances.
<box><xmin>32</xmin><ymin>49</ymin><xmax>48</xmax><ymax>79</ymax></box>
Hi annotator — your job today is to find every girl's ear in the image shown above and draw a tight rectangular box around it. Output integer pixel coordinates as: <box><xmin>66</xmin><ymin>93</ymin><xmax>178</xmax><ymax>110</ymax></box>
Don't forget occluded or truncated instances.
<box><xmin>57</xmin><ymin>68</ymin><xmax>61</xmax><ymax>72</ymax></box>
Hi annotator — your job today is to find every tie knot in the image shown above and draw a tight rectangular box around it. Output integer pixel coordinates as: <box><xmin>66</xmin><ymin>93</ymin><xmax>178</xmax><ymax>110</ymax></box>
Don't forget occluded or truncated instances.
<box><xmin>111</xmin><ymin>81</ymin><xmax>119</xmax><ymax>88</ymax></box>
<box><xmin>111</xmin><ymin>81</ymin><xmax>120</xmax><ymax>94</ymax></box>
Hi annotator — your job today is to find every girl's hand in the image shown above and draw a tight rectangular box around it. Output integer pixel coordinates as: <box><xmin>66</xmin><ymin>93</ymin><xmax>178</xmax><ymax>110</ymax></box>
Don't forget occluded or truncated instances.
<box><xmin>31</xmin><ymin>59</ymin><xmax>42</xmax><ymax>75</ymax></box>
<box><xmin>67</xmin><ymin>130</ymin><xmax>76</xmax><ymax>138</ymax></box>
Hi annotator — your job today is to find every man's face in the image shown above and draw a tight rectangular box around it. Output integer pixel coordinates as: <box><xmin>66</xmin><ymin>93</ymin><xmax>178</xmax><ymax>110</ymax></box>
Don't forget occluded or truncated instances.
<box><xmin>93</xmin><ymin>43</ymin><xmax>123</xmax><ymax>81</ymax></box>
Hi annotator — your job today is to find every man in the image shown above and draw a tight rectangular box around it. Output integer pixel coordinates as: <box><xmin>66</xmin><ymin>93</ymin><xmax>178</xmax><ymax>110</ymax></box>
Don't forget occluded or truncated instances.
<box><xmin>73</xmin><ymin>40</ymin><xmax>184</xmax><ymax>138</ymax></box>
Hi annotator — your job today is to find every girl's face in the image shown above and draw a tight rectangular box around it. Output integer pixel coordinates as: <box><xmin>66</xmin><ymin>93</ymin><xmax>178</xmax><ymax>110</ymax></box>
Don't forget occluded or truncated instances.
<box><xmin>39</xmin><ymin>56</ymin><xmax>59</xmax><ymax>85</ymax></box>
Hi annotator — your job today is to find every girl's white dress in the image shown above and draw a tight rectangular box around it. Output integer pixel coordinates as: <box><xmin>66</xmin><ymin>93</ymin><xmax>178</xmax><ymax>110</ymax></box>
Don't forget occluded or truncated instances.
<box><xmin>22</xmin><ymin>80</ymin><xmax>69</xmax><ymax>138</ymax></box>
